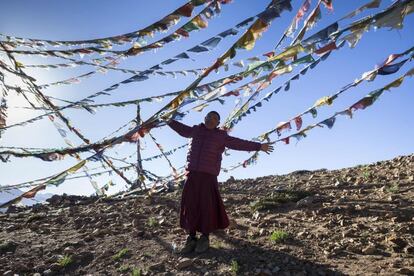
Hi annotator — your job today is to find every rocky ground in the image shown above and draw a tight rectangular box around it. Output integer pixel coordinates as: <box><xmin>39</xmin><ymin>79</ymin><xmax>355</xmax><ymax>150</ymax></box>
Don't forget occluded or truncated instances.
<box><xmin>1</xmin><ymin>154</ymin><xmax>414</xmax><ymax>276</ymax></box>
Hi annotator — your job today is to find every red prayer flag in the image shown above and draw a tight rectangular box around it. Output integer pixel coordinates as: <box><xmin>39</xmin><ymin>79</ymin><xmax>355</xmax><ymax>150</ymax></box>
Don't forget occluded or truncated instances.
<box><xmin>294</xmin><ymin>116</ymin><xmax>303</xmax><ymax>131</ymax></box>
<box><xmin>315</xmin><ymin>42</ymin><xmax>337</xmax><ymax>55</ymax></box>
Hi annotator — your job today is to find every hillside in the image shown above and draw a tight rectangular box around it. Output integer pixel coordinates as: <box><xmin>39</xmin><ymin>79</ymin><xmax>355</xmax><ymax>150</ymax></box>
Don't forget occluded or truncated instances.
<box><xmin>1</xmin><ymin>154</ymin><xmax>413</xmax><ymax>275</ymax></box>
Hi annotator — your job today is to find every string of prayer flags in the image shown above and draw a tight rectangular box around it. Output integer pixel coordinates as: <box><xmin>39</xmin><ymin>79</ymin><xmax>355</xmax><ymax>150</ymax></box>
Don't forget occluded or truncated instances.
<box><xmin>36</xmin><ymin>67</ymin><xmax>204</xmax><ymax>89</ymax></box>
<box><xmin>19</xmin><ymin>9</ymin><xmax>270</xmax><ymax>76</ymax></box>
<box><xmin>2</xmin><ymin>70</ymin><xmax>251</xmax><ymax>131</ymax></box>
<box><xmin>297</xmin><ymin>67</ymin><xmax>414</xmax><ymax>138</ymax></box>
<box><xmin>10</xmin><ymin>0</ymin><xmax>400</xmax><ymax>128</ymax></box>
<box><xmin>228</xmin><ymin>66</ymin><xmax>414</xmax><ymax>172</ymax></box>
<box><xmin>223</xmin><ymin>1</ymin><xmax>414</xmax><ymax>132</ymax></box>
<box><xmin>126</xmin><ymin>1</ymin><xmax>226</xmax><ymax>56</ymax></box>
<box><xmin>0</xmin><ymin>142</ymin><xmax>187</xmax><ymax>192</ymax></box>
<box><xmin>337</xmin><ymin>0</ymin><xmax>414</xmax><ymax>50</ymax></box>
<box><xmin>256</xmin><ymin>47</ymin><xmax>413</xmax><ymax>141</ymax></box>
<box><xmin>3</xmin><ymin>1</ymin><xmax>227</xmax><ymax>59</ymax></box>
<box><xmin>5</xmin><ymin>31</ymin><xmax>318</xmax><ymax>135</ymax></box>
<box><xmin>223</xmin><ymin>49</ymin><xmax>330</xmax><ymax>130</ymax></box>
<box><xmin>42</xmin><ymin>4</ymin><xmax>292</xmax><ymax>108</ymax></box>
<box><xmin>0</xmin><ymin>0</ymin><xmax>222</xmax><ymax>49</ymax></box>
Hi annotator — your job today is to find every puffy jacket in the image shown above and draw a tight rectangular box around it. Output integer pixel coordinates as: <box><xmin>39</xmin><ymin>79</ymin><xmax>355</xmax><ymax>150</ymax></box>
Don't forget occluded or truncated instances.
<box><xmin>168</xmin><ymin>120</ymin><xmax>261</xmax><ymax>176</ymax></box>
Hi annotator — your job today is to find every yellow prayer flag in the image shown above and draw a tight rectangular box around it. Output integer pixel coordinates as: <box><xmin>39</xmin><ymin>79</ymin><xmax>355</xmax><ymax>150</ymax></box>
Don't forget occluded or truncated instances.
<box><xmin>383</xmin><ymin>76</ymin><xmax>404</xmax><ymax>91</ymax></box>
<box><xmin>269</xmin><ymin>44</ymin><xmax>305</xmax><ymax>62</ymax></box>
<box><xmin>15</xmin><ymin>61</ymin><xmax>25</xmax><ymax>68</ymax></box>
<box><xmin>67</xmin><ymin>160</ymin><xmax>87</xmax><ymax>174</ymax></box>
<box><xmin>250</xmin><ymin>18</ymin><xmax>268</xmax><ymax>38</ymax></box>
<box><xmin>235</xmin><ymin>31</ymin><xmax>255</xmax><ymax>50</ymax></box>
<box><xmin>313</xmin><ymin>96</ymin><xmax>333</xmax><ymax>107</ymax></box>
<box><xmin>160</xmin><ymin>14</ymin><xmax>180</xmax><ymax>26</ymax></box>
<box><xmin>235</xmin><ymin>19</ymin><xmax>268</xmax><ymax>51</ymax></box>
<box><xmin>220</xmin><ymin>47</ymin><xmax>236</xmax><ymax>63</ymax></box>
<box><xmin>170</xmin><ymin>91</ymin><xmax>189</xmax><ymax>109</ymax></box>
<box><xmin>192</xmin><ymin>15</ymin><xmax>208</xmax><ymax>29</ymax></box>
<box><xmin>273</xmin><ymin>65</ymin><xmax>293</xmax><ymax>76</ymax></box>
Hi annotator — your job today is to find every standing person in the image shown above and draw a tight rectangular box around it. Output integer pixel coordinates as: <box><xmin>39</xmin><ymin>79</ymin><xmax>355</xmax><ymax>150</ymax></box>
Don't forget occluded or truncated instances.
<box><xmin>168</xmin><ymin>111</ymin><xmax>274</xmax><ymax>253</ymax></box>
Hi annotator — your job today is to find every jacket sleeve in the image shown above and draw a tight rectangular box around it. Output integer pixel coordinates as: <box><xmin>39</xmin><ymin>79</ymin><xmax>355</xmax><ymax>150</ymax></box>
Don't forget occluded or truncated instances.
<box><xmin>225</xmin><ymin>134</ymin><xmax>261</xmax><ymax>151</ymax></box>
<box><xmin>167</xmin><ymin>120</ymin><xmax>194</xmax><ymax>138</ymax></box>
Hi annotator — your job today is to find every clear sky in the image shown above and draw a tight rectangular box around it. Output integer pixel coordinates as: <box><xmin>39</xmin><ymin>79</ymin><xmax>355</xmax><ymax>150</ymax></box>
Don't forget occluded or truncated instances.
<box><xmin>0</xmin><ymin>0</ymin><xmax>413</xmax><ymax>197</ymax></box>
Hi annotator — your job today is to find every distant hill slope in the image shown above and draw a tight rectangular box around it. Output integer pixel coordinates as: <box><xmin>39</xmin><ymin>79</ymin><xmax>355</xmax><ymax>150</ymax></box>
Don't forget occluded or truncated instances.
<box><xmin>0</xmin><ymin>188</ymin><xmax>53</xmax><ymax>208</ymax></box>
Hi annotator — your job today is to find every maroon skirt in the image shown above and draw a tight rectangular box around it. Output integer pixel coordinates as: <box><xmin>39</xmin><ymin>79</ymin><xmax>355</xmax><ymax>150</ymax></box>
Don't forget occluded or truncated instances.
<box><xmin>180</xmin><ymin>171</ymin><xmax>229</xmax><ymax>234</ymax></box>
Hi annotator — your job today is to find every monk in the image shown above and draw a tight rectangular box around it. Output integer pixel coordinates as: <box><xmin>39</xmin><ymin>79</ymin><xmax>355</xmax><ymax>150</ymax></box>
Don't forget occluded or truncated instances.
<box><xmin>168</xmin><ymin>111</ymin><xmax>273</xmax><ymax>253</ymax></box>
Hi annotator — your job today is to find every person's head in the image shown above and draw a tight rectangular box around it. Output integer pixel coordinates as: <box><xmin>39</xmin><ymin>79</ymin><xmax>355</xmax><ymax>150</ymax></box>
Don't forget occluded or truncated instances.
<box><xmin>204</xmin><ymin>111</ymin><xmax>220</xmax><ymax>130</ymax></box>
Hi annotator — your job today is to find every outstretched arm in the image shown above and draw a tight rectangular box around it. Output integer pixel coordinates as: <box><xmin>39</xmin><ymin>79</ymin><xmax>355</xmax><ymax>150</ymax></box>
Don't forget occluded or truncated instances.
<box><xmin>167</xmin><ymin>120</ymin><xmax>193</xmax><ymax>138</ymax></box>
<box><xmin>225</xmin><ymin>135</ymin><xmax>274</xmax><ymax>153</ymax></box>
<box><xmin>225</xmin><ymin>135</ymin><xmax>261</xmax><ymax>152</ymax></box>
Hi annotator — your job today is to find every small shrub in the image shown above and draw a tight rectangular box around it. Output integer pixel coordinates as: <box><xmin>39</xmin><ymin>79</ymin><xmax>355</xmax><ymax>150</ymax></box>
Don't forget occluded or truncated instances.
<box><xmin>387</xmin><ymin>183</ymin><xmax>399</xmax><ymax>193</ymax></box>
<box><xmin>247</xmin><ymin>234</ymin><xmax>255</xmax><ymax>242</ymax></box>
<box><xmin>147</xmin><ymin>217</ymin><xmax>158</xmax><ymax>227</ymax></box>
<box><xmin>250</xmin><ymin>190</ymin><xmax>312</xmax><ymax>211</ymax></box>
<box><xmin>230</xmin><ymin>259</ymin><xmax>240</xmax><ymax>275</ymax></box>
<box><xmin>0</xmin><ymin>241</ymin><xmax>17</xmax><ymax>253</ymax></box>
<box><xmin>58</xmin><ymin>255</ymin><xmax>73</xmax><ymax>267</ymax></box>
<box><xmin>142</xmin><ymin>252</ymin><xmax>152</xmax><ymax>257</ymax></box>
<box><xmin>118</xmin><ymin>265</ymin><xmax>130</xmax><ymax>272</ymax></box>
<box><xmin>362</xmin><ymin>169</ymin><xmax>372</xmax><ymax>180</ymax></box>
<box><xmin>211</xmin><ymin>240</ymin><xmax>226</xmax><ymax>249</ymax></box>
<box><xmin>270</xmin><ymin>230</ymin><xmax>289</xmax><ymax>243</ymax></box>
<box><xmin>26</xmin><ymin>214</ymin><xmax>45</xmax><ymax>223</ymax></box>
<box><xmin>113</xmin><ymin>248</ymin><xmax>130</xmax><ymax>261</ymax></box>
<box><xmin>131</xmin><ymin>267</ymin><xmax>142</xmax><ymax>276</ymax></box>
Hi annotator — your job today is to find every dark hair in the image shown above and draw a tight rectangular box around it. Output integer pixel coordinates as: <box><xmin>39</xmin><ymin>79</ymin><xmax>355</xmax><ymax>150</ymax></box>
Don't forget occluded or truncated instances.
<box><xmin>207</xmin><ymin>111</ymin><xmax>220</xmax><ymax>121</ymax></box>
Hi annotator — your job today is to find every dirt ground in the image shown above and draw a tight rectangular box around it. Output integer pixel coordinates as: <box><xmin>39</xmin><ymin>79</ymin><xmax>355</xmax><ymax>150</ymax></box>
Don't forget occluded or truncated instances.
<box><xmin>1</xmin><ymin>154</ymin><xmax>413</xmax><ymax>275</ymax></box>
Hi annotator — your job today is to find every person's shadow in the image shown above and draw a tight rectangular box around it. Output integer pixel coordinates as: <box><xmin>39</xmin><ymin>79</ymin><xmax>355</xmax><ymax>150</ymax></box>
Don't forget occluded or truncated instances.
<box><xmin>152</xmin><ymin>228</ymin><xmax>345</xmax><ymax>275</ymax></box>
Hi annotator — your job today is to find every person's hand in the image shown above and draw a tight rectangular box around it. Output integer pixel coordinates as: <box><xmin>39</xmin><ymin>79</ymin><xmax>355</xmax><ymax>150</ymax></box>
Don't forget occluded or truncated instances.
<box><xmin>260</xmin><ymin>142</ymin><xmax>274</xmax><ymax>154</ymax></box>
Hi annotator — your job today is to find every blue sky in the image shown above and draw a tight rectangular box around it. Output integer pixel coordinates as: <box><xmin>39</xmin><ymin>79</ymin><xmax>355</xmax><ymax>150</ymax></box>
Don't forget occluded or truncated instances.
<box><xmin>0</xmin><ymin>0</ymin><xmax>413</xmax><ymax>197</ymax></box>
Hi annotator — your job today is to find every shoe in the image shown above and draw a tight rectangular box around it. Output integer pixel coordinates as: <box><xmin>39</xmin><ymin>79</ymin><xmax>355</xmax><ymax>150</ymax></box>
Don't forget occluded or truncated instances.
<box><xmin>180</xmin><ymin>236</ymin><xmax>197</xmax><ymax>254</ymax></box>
<box><xmin>195</xmin><ymin>235</ymin><xmax>209</xmax><ymax>253</ymax></box>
